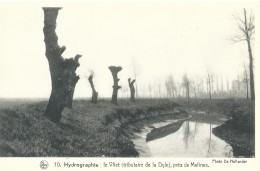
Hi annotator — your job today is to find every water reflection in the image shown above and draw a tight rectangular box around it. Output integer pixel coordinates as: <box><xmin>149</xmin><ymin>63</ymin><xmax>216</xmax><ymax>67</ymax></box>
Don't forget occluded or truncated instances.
<box><xmin>183</xmin><ymin>121</ymin><xmax>200</xmax><ymax>151</ymax></box>
<box><xmin>133</xmin><ymin>120</ymin><xmax>233</xmax><ymax>157</ymax></box>
<box><xmin>205</xmin><ymin>123</ymin><xmax>214</xmax><ymax>157</ymax></box>
<box><xmin>183</xmin><ymin>121</ymin><xmax>190</xmax><ymax>149</ymax></box>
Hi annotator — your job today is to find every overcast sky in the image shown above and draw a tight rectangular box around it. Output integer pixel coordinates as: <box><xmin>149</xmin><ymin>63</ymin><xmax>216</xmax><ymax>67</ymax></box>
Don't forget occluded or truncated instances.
<box><xmin>0</xmin><ymin>2</ymin><xmax>256</xmax><ymax>98</ymax></box>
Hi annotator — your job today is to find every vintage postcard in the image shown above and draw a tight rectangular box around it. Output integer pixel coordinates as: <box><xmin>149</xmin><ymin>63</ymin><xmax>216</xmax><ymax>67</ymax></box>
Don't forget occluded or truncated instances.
<box><xmin>0</xmin><ymin>1</ymin><xmax>259</xmax><ymax>171</ymax></box>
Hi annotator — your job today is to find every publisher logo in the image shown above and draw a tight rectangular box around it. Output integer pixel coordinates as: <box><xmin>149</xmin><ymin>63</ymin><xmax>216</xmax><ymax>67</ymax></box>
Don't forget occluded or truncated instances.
<box><xmin>40</xmin><ymin>160</ymin><xmax>49</xmax><ymax>169</ymax></box>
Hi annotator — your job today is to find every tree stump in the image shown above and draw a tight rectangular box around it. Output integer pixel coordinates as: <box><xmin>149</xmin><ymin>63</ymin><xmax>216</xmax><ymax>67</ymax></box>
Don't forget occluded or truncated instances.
<box><xmin>128</xmin><ymin>78</ymin><xmax>136</xmax><ymax>102</ymax></box>
<box><xmin>42</xmin><ymin>7</ymin><xmax>82</xmax><ymax>122</ymax></box>
<box><xmin>108</xmin><ymin>66</ymin><xmax>122</xmax><ymax>104</ymax></box>
<box><xmin>88</xmin><ymin>75</ymin><xmax>98</xmax><ymax>103</ymax></box>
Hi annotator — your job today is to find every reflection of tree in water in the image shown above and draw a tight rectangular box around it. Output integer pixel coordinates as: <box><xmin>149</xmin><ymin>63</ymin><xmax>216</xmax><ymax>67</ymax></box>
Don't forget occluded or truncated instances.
<box><xmin>183</xmin><ymin>121</ymin><xmax>190</xmax><ymax>149</ymax></box>
<box><xmin>205</xmin><ymin>123</ymin><xmax>232</xmax><ymax>157</ymax></box>
<box><xmin>191</xmin><ymin>122</ymin><xmax>202</xmax><ymax>139</ymax></box>
<box><xmin>206</xmin><ymin>123</ymin><xmax>212</xmax><ymax>156</ymax></box>
<box><xmin>205</xmin><ymin>123</ymin><xmax>217</xmax><ymax>157</ymax></box>
<box><xmin>183</xmin><ymin>121</ymin><xmax>202</xmax><ymax>149</ymax></box>
<box><xmin>178</xmin><ymin>120</ymin><xmax>233</xmax><ymax>157</ymax></box>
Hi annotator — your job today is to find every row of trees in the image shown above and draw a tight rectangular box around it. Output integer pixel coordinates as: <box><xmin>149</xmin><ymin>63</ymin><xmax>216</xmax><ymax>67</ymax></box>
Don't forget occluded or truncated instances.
<box><xmin>163</xmin><ymin>71</ymin><xmax>251</xmax><ymax>99</ymax></box>
<box><xmin>42</xmin><ymin>8</ymin><xmax>136</xmax><ymax>122</ymax></box>
<box><xmin>42</xmin><ymin>8</ymin><xmax>254</xmax><ymax>123</ymax></box>
<box><xmin>117</xmin><ymin>69</ymin><xmax>249</xmax><ymax>100</ymax></box>
<box><xmin>104</xmin><ymin>62</ymin><xmax>250</xmax><ymax>99</ymax></box>
<box><xmin>87</xmin><ymin>67</ymin><xmax>136</xmax><ymax>104</ymax></box>
<box><xmin>127</xmin><ymin>8</ymin><xmax>255</xmax><ymax>101</ymax></box>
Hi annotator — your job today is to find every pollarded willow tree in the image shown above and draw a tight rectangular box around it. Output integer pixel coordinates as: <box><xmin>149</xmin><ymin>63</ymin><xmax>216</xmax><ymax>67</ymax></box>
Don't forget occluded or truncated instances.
<box><xmin>88</xmin><ymin>74</ymin><xmax>98</xmax><ymax>104</ymax></box>
<box><xmin>128</xmin><ymin>78</ymin><xmax>136</xmax><ymax>102</ymax></box>
<box><xmin>43</xmin><ymin>7</ymin><xmax>82</xmax><ymax>122</ymax></box>
<box><xmin>109</xmin><ymin>66</ymin><xmax>122</xmax><ymax>104</ymax></box>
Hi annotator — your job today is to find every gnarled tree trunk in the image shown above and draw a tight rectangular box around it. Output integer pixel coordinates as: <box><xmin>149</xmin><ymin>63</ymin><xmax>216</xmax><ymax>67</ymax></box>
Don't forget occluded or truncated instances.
<box><xmin>43</xmin><ymin>7</ymin><xmax>82</xmax><ymax>122</ymax></box>
<box><xmin>128</xmin><ymin>78</ymin><xmax>136</xmax><ymax>102</ymax></box>
<box><xmin>88</xmin><ymin>75</ymin><xmax>98</xmax><ymax>103</ymax></box>
<box><xmin>109</xmin><ymin>66</ymin><xmax>122</xmax><ymax>104</ymax></box>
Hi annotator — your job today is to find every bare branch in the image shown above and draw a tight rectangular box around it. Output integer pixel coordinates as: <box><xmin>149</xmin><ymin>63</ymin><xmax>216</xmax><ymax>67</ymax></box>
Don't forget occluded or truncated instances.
<box><xmin>238</xmin><ymin>23</ymin><xmax>246</xmax><ymax>33</ymax></box>
<box><xmin>249</xmin><ymin>11</ymin><xmax>253</xmax><ymax>28</ymax></box>
<box><xmin>229</xmin><ymin>35</ymin><xmax>247</xmax><ymax>43</ymax></box>
<box><xmin>231</xmin><ymin>8</ymin><xmax>254</xmax><ymax>44</ymax></box>
<box><xmin>232</xmin><ymin>14</ymin><xmax>245</xmax><ymax>25</ymax></box>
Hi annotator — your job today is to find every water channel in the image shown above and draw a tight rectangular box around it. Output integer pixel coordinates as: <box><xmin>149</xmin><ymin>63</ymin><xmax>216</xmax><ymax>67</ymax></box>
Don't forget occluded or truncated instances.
<box><xmin>131</xmin><ymin>119</ymin><xmax>233</xmax><ymax>157</ymax></box>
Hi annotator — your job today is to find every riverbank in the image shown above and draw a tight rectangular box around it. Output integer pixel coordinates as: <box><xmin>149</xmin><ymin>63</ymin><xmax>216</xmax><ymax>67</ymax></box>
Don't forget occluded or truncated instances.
<box><xmin>0</xmin><ymin>98</ymin><xmax>254</xmax><ymax>157</ymax></box>
<box><xmin>0</xmin><ymin>98</ymin><xmax>183</xmax><ymax>157</ymax></box>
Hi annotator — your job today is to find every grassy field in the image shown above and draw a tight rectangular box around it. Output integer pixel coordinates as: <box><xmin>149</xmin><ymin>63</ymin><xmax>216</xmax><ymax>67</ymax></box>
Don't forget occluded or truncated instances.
<box><xmin>0</xmin><ymin>98</ymin><xmax>254</xmax><ymax>157</ymax></box>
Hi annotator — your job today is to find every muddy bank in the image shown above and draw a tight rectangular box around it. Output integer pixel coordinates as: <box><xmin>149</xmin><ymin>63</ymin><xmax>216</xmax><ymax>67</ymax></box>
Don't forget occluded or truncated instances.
<box><xmin>146</xmin><ymin>119</ymin><xmax>187</xmax><ymax>142</ymax></box>
<box><xmin>121</xmin><ymin>111</ymin><xmax>189</xmax><ymax>157</ymax></box>
<box><xmin>103</xmin><ymin>102</ymin><xmax>189</xmax><ymax>157</ymax></box>
<box><xmin>213</xmin><ymin>124</ymin><xmax>254</xmax><ymax>157</ymax></box>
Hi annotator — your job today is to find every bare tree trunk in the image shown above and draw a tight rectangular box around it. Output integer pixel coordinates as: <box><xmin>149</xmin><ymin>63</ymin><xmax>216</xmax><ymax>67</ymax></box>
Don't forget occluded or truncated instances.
<box><xmin>109</xmin><ymin>66</ymin><xmax>122</xmax><ymax>104</ymax></box>
<box><xmin>208</xmin><ymin>78</ymin><xmax>212</xmax><ymax>99</ymax></box>
<box><xmin>216</xmin><ymin>76</ymin><xmax>219</xmax><ymax>95</ymax></box>
<box><xmin>193</xmin><ymin>87</ymin><xmax>197</xmax><ymax>99</ymax></box>
<box><xmin>207</xmin><ymin>71</ymin><xmax>212</xmax><ymax>100</ymax></box>
<box><xmin>43</xmin><ymin>8</ymin><xmax>81</xmax><ymax>122</ymax></box>
<box><xmin>134</xmin><ymin>68</ymin><xmax>138</xmax><ymax>99</ymax></box>
<box><xmin>237</xmin><ymin>75</ymin><xmax>241</xmax><ymax>94</ymax></box>
<box><xmin>88</xmin><ymin>75</ymin><xmax>98</xmax><ymax>103</ymax></box>
<box><xmin>243</xmin><ymin>9</ymin><xmax>255</xmax><ymax>100</ymax></box>
<box><xmin>232</xmin><ymin>9</ymin><xmax>254</xmax><ymax>100</ymax></box>
<box><xmin>187</xmin><ymin>86</ymin><xmax>190</xmax><ymax>99</ymax></box>
<box><xmin>211</xmin><ymin>78</ymin><xmax>214</xmax><ymax>98</ymax></box>
<box><xmin>226</xmin><ymin>79</ymin><xmax>230</xmax><ymax>96</ymax></box>
<box><xmin>246</xmin><ymin>78</ymin><xmax>249</xmax><ymax>99</ymax></box>
<box><xmin>247</xmin><ymin>38</ymin><xmax>255</xmax><ymax>100</ymax></box>
<box><xmin>221</xmin><ymin>76</ymin><xmax>224</xmax><ymax>93</ymax></box>
<box><xmin>182</xmin><ymin>74</ymin><xmax>190</xmax><ymax>99</ymax></box>
<box><xmin>128</xmin><ymin>78</ymin><xmax>136</xmax><ymax>102</ymax></box>
<box><xmin>244</xmin><ymin>64</ymin><xmax>249</xmax><ymax>99</ymax></box>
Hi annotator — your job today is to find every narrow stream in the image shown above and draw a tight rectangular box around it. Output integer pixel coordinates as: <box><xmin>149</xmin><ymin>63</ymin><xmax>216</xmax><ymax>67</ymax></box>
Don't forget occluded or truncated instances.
<box><xmin>132</xmin><ymin>119</ymin><xmax>233</xmax><ymax>157</ymax></box>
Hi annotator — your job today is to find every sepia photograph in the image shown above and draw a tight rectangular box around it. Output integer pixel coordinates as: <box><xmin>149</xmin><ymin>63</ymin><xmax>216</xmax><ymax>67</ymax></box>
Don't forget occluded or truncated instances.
<box><xmin>0</xmin><ymin>1</ymin><xmax>258</xmax><ymax>170</ymax></box>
